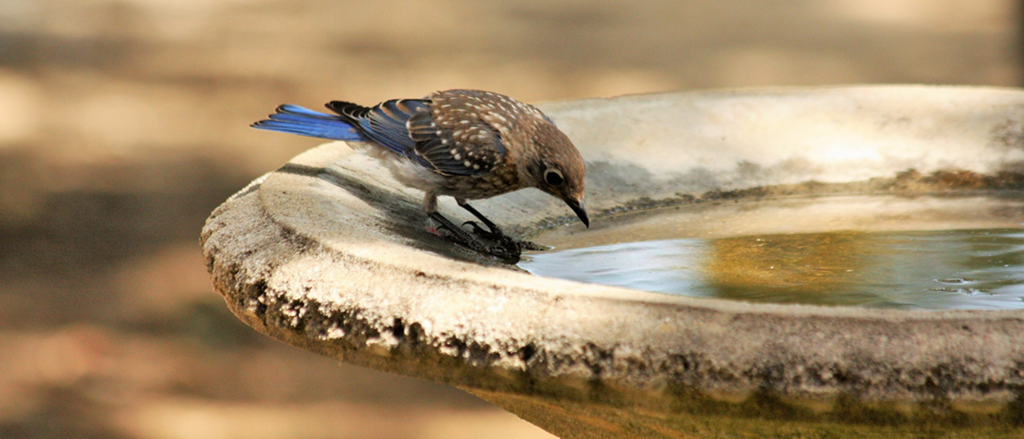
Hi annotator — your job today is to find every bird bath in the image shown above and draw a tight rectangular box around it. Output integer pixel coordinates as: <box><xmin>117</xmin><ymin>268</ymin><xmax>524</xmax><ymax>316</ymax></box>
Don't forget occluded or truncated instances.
<box><xmin>202</xmin><ymin>86</ymin><xmax>1024</xmax><ymax>438</ymax></box>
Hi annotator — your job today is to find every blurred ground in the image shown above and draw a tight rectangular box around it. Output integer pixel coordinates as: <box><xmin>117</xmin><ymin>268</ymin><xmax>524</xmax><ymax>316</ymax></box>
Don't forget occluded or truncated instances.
<box><xmin>0</xmin><ymin>1</ymin><xmax>1020</xmax><ymax>438</ymax></box>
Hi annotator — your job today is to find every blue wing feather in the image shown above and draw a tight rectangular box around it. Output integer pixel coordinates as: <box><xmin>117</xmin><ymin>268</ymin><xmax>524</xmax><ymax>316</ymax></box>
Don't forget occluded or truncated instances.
<box><xmin>278</xmin><ymin>104</ymin><xmax>333</xmax><ymax>117</ymax></box>
<box><xmin>252</xmin><ymin>105</ymin><xmax>364</xmax><ymax>142</ymax></box>
<box><xmin>326</xmin><ymin>99</ymin><xmax>434</xmax><ymax>168</ymax></box>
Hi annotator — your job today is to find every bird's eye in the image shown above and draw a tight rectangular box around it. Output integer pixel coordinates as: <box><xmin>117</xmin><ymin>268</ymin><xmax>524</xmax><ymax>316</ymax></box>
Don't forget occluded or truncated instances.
<box><xmin>544</xmin><ymin>168</ymin><xmax>564</xmax><ymax>186</ymax></box>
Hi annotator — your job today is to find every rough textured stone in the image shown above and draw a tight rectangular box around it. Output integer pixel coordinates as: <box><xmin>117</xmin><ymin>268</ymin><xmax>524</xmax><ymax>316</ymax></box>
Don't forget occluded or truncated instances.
<box><xmin>203</xmin><ymin>86</ymin><xmax>1024</xmax><ymax>438</ymax></box>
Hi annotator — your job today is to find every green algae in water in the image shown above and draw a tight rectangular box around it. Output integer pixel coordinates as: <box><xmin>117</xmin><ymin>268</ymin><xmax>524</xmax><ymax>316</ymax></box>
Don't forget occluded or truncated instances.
<box><xmin>521</xmin><ymin>194</ymin><xmax>1024</xmax><ymax>311</ymax></box>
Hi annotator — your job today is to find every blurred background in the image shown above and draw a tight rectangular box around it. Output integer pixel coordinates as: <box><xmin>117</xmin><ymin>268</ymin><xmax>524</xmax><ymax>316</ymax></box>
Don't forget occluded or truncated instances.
<box><xmin>0</xmin><ymin>1</ymin><xmax>1020</xmax><ymax>438</ymax></box>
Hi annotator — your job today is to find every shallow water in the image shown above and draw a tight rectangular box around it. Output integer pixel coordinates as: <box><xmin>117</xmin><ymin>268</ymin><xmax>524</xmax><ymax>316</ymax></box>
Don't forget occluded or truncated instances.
<box><xmin>520</xmin><ymin>195</ymin><xmax>1024</xmax><ymax>310</ymax></box>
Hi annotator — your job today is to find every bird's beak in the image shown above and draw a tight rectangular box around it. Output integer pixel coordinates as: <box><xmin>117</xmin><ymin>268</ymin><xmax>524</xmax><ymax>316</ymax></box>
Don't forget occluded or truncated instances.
<box><xmin>564</xmin><ymin>197</ymin><xmax>589</xmax><ymax>228</ymax></box>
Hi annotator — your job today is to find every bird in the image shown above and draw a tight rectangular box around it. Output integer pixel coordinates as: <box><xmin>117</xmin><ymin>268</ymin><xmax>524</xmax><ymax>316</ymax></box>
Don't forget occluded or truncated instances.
<box><xmin>251</xmin><ymin>89</ymin><xmax>588</xmax><ymax>262</ymax></box>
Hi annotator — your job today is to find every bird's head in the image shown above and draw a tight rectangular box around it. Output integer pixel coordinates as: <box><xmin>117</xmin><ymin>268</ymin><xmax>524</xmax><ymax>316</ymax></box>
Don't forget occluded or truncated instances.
<box><xmin>527</xmin><ymin>121</ymin><xmax>589</xmax><ymax>227</ymax></box>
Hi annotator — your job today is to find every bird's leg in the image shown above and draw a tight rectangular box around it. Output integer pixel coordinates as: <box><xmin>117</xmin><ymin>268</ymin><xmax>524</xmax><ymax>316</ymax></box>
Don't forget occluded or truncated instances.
<box><xmin>428</xmin><ymin>211</ymin><xmax>520</xmax><ymax>263</ymax></box>
<box><xmin>457</xmin><ymin>202</ymin><xmax>503</xmax><ymax>236</ymax></box>
<box><xmin>423</xmin><ymin>193</ymin><xmax>519</xmax><ymax>260</ymax></box>
<box><xmin>458</xmin><ymin>202</ymin><xmax>544</xmax><ymax>252</ymax></box>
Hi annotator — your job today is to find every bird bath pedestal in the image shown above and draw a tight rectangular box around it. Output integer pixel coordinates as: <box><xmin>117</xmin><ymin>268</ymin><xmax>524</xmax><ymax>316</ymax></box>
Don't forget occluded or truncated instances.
<box><xmin>202</xmin><ymin>86</ymin><xmax>1024</xmax><ymax>438</ymax></box>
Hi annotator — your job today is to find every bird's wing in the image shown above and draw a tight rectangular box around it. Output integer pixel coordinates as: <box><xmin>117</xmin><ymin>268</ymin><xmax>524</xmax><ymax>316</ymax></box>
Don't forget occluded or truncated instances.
<box><xmin>327</xmin><ymin>98</ymin><xmax>507</xmax><ymax>176</ymax></box>
<box><xmin>407</xmin><ymin>110</ymin><xmax>507</xmax><ymax>177</ymax></box>
<box><xmin>326</xmin><ymin>99</ymin><xmax>433</xmax><ymax>167</ymax></box>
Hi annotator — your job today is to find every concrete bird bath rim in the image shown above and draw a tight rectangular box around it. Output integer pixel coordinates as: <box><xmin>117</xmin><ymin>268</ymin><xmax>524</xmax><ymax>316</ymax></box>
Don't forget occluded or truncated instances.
<box><xmin>202</xmin><ymin>85</ymin><xmax>1024</xmax><ymax>438</ymax></box>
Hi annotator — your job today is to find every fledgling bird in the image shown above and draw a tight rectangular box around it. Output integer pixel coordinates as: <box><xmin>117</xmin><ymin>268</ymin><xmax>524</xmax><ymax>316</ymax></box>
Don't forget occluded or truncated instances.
<box><xmin>251</xmin><ymin>89</ymin><xmax>588</xmax><ymax>261</ymax></box>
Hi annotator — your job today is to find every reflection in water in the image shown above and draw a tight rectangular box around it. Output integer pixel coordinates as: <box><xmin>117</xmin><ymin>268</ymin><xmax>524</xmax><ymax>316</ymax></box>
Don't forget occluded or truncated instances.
<box><xmin>520</xmin><ymin>229</ymin><xmax>1024</xmax><ymax>310</ymax></box>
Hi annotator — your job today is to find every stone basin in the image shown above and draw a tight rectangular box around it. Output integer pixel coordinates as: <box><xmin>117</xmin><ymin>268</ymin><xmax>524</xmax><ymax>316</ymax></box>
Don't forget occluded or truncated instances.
<box><xmin>201</xmin><ymin>86</ymin><xmax>1024</xmax><ymax>438</ymax></box>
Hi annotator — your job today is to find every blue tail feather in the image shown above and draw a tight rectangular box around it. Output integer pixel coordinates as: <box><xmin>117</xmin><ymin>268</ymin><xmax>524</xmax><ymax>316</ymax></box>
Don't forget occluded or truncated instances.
<box><xmin>252</xmin><ymin>105</ymin><xmax>365</xmax><ymax>142</ymax></box>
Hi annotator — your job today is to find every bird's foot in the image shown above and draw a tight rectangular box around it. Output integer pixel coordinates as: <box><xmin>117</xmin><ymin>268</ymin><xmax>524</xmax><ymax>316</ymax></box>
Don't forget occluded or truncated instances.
<box><xmin>435</xmin><ymin>224</ymin><xmax>521</xmax><ymax>262</ymax></box>
<box><xmin>456</xmin><ymin>203</ymin><xmax>544</xmax><ymax>250</ymax></box>
<box><xmin>462</xmin><ymin>221</ymin><xmax>544</xmax><ymax>252</ymax></box>
<box><xmin>428</xmin><ymin>213</ymin><xmax>521</xmax><ymax>263</ymax></box>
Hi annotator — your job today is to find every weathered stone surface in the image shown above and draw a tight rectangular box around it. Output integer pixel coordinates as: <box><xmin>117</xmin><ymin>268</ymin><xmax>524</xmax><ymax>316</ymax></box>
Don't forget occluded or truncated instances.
<box><xmin>203</xmin><ymin>86</ymin><xmax>1024</xmax><ymax>438</ymax></box>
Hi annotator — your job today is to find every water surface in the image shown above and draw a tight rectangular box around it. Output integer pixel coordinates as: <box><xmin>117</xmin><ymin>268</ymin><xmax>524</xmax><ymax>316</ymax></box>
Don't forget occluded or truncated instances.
<box><xmin>520</xmin><ymin>195</ymin><xmax>1024</xmax><ymax>310</ymax></box>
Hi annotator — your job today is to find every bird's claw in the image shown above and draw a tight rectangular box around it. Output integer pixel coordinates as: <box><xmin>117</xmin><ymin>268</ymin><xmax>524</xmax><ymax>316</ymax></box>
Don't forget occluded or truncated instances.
<box><xmin>435</xmin><ymin>225</ymin><xmax>519</xmax><ymax>263</ymax></box>
<box><xmin>461</xmin><ymin>220</ymin><xmax>542</xmax><ymax>254</ymax></box>
<box><xmin>462</xmin><ymin>220</ymin><xmax>500</xmax><ymax>239</ymax></box>
<box><xmin>431</xmin><ymin>211</ymin><xmax>547</xmax><ymax>263</ymax></box>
